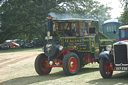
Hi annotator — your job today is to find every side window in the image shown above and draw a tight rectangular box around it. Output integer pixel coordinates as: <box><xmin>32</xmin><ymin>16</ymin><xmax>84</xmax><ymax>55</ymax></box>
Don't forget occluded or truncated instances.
<box><xmin>106</xmin><ymin>25</ymin><xmax>116</xmax><ymax>33</ymax></box>
<box><xmin>113</xmin><ymin>25</ymin><xmax>116</xmax><ymax>32</ymax></box>
<box><xmin>120</xmin><ymin>30</ymin><xmax>125</xmax><ymax>38</ymax></box>
<box><xmin>88</xmin><ymin>22</ymin><xmax>96</xmax><ymax>35</ymax></box>
<box><xmin>64</xmin><ymin>23</ymin><xmax>72</xmax><ymax>36</ymax></box>
<box><xmin>107</xmin><ymin>26</ymin><xmax>109</xmax><ymax>32</ymax></box>
<box><xmin>80</xmin><ymin>22</ymin><xmax>88</xmax><ymax>36</ymax></box>
<box><xmin>80</xmin><ymin>22</ymin><xmax>85</xmax><ymax>36</ymax></box>
<box><xmin>80</xmin><ymin>22</ymin><xmax>96</xmax><ymax>36</ymax></box>
<box><xmin>72</xmin><ymin>22</ymin><xmax>77</xmax><ymax>36</ymax></box>
<box><xmin>85</xmin><ymin>22</ymin><xmax>88</xmax><ymax>35</ymax></box>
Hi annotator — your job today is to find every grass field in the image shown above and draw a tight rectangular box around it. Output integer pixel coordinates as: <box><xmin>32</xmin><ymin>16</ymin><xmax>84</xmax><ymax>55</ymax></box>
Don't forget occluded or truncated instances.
<box><xmin>0</xmin><ymin>47</ymin><xmax>42</xmax><ymax>53</ymax></box>
<box><xmin>0</xmin><ymin>48</ymin><xmax>128</xmax><ymax>85</ymax></box>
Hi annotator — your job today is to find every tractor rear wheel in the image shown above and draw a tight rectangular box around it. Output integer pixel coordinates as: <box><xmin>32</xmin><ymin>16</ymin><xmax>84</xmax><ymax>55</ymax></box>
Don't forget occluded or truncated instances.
<box><xmin>62</xmin><ymin>52</ymin><xmax>80</xmax><ymax>75</ymax></box>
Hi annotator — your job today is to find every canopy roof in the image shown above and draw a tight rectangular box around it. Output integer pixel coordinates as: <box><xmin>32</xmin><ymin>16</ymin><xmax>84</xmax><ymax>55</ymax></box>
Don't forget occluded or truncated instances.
<box><xmin>119</xmin><ymin>25</ymin><xmax>128</xmax><ymax>30</ymax></box>
<box><xmin>104</xmin><ymin>19</ymin><xmax>119</xmax><ymax>24</ymax></box>
<box><xmin>53</xmin><ymin>18</ymin><xmax>98</xmax><ymax>22</ymax></box>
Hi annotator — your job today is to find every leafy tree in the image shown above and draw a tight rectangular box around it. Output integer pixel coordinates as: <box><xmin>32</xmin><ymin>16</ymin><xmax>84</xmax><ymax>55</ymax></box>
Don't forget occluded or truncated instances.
<box><xmin>120</xmin><ymin>0</ymin><xmax>128</xmax><ymax>9</ymax></box>
<box><xmin>51</xmin><ymin>0</ymin><xmax>111</xmax><ymax>31</ymax></box>
<box><xmin>120</xmin><ymin>0</ymin><xmax>128</xmax><ymax>24</ymax></box>
<box><xmin>0</xmin><ymin>0</ymin><xmax>66</xmax><ymax>43</ymax></box>
<box><xmin>0</xmin><ymin>0</ymin><xmax>111</xmax><ymax>43</ymax></box>
<box><xmin>121</xmin><ymin>9</ymin><xmax>128</xmax><ymax>24</ymax></box>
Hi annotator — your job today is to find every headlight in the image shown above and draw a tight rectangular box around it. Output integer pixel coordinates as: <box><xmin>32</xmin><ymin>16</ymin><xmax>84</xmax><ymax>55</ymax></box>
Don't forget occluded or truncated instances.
<box><xmin>106</xmin><ymin>45</ymin><xmax>112</xmax><ymax>51</ymax></box>
<box><xmin>59</xmin><ymin>46</ymin><xmax>63</xmax><ymax>51</ymax></box>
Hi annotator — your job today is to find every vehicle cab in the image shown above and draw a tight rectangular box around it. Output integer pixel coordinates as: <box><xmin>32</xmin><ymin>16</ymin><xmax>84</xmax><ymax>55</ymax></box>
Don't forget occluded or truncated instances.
<box><xmin>119</xmin><ymin>25</ymin><xmax>128</xmax><ymax>41</ymax></box>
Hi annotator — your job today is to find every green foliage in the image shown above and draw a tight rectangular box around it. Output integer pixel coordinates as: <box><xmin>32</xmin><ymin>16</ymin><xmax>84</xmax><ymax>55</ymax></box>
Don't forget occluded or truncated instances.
<box><xmin>51</xmin><ymin>0</ymin><xmax>111</xmax><ymax>31</ymax></box>
<box><xmin>120</xmin><ymin>0</ymin><xmax>128</xmax><ymax>9</ymax></box>
<box><xmin>0</xmin><ymin>0</ymin><xmax>62</xmax><ymax>43</ymax></box>
<box><xmin>0</xmin><ymin>0</ymin><xmax>111</xmax><ymax>43</ymax></box>
<box><xmin>120</xmin><ymin>0</ymin><xmax>128</xmax><ymax>24</ymax></box>
<box><xmin>121</xmin><ymin>8</ymin><xmax>128</xmax><ymax>24</ymax></box>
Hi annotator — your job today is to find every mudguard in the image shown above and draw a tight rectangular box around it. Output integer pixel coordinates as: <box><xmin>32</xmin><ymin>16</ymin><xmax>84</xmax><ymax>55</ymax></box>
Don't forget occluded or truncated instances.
<box><xmin>99</xmin><ymin>51</ymin><xmax>111</xmax><ymax>61</ymax></box>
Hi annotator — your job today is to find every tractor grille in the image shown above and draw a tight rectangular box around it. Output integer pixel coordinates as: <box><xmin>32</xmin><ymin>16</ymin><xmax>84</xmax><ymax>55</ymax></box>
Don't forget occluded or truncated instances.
<box><xmin>114</xmin><ymin>45</ymin><xmax>127</xmax><ymax>64</ymax></box>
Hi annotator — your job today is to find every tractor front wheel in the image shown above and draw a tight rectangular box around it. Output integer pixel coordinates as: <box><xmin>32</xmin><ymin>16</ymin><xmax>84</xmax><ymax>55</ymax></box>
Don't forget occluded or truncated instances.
<box><xmin>62</xmin><ymin>52</ymin><xmax>80</xmax><ymax>75</ymax></box>
<box><xmin>99</xmin><ymin>58</ymin><xmax>113</xmax><ymax>78</ymax></box>
<box><xmin>35</xmin><ymin>54</ymin><xmax>52</xmax><ymax>75</ymax></box>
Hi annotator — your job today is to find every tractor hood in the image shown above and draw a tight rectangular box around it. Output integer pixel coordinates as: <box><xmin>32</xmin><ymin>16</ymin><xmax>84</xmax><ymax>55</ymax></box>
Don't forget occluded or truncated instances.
<box><xmin>113</xmin><ymin>40</ymin><xmax>128</xmax><ymax>45</ymax></box>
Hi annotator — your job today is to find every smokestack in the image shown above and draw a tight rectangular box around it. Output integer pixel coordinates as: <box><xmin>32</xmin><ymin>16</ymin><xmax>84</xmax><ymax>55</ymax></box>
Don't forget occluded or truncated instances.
<box><xmin>46</xmin><ymin>15</ymin><xmax>54</xmax><ymax>36</ymax></box>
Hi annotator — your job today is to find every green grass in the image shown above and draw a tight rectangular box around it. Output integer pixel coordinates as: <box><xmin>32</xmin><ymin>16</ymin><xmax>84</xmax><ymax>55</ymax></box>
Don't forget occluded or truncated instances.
<box><xmin>0</xmin><ymin>47</ymin><xmax>42</xmax><ymax>53</ymax></box>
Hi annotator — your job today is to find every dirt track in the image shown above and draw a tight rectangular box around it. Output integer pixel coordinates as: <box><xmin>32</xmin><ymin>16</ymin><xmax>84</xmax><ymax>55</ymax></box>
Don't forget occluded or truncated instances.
<box><xmin>0</xmin><ymin>51</ymin><xmax>128</xmax><ymax>85</ymax></box>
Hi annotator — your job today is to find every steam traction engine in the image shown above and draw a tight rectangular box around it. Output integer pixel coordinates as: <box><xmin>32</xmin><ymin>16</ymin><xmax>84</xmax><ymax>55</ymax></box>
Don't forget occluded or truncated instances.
<box><xmin>35</xmin><ymin>17</ymin><xmax>113</xmax><ymax>75</ymax></box>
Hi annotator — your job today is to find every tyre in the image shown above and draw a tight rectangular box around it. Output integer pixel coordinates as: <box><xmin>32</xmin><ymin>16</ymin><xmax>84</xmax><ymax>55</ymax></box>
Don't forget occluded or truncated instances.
<box><xmin>62</xmin><ymin>52</ymin><xmax>80</xmax><ymax>75</ymax></box>
<box><xmin>35</xmin><ymin>53</ymin><xmax>52</xmax><ymax>75</ymax></box>
<box><xmin>99</xmin><ymin>58</ymin><xmax>113</xmax><ymax>78</ymax></box>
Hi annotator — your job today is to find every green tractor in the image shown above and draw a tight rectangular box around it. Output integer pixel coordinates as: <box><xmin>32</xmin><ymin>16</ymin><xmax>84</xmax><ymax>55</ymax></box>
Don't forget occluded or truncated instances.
<box><xmin>35</xmin><ymin>16</ymin><xmax>113</xmax><ymax>75</ymax></box>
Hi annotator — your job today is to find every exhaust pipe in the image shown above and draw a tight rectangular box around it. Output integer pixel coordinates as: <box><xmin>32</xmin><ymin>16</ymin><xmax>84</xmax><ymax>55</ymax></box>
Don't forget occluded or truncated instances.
<box><xmin>46</xmin><ymin>15</ymin><xmax>54</xmax><ymax>36</ymax></box>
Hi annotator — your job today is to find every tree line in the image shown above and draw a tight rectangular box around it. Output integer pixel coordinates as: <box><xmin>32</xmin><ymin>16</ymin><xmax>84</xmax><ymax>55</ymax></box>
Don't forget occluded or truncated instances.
<box><xmin>120</xmin><ymin>0</ymin><xmax>128</xmax><ymax>24</ymax></box>
<box><xmin>0</xmin><ymin>0</ymin><xmax>112</xmax><ymax>43</ymax></box>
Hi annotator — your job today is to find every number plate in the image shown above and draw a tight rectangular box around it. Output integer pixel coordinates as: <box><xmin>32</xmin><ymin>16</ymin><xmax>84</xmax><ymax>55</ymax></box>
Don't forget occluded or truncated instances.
<box><xmin>115</xmin><ymin>67</ymin><xmax>128</xmax><ymax>71</ymax></box>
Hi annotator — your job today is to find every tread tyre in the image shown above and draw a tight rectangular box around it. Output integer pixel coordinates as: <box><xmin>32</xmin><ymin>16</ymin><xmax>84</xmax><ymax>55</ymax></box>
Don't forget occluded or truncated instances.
<box><xmin>62</xmin><ymin>52</ymin><xmax>80</xmax><ymax>75</ymax></box>
<box><xmin>99</xmin><ymin>58</ymin><xmax>113</xmax><ymax>78</ymax></box>
<box><xmin>35</xmin><ymin>53</ymin><xmax>52</xmax><ymax>75</ymax></box>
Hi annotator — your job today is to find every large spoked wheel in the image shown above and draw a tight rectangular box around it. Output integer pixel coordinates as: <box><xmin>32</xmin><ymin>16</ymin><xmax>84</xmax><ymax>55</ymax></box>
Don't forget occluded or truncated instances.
<box><xmin>35</xmin><ymin>54</ymin><xmax>52</xmax><ymax>75</ymax></box>
<box><xmin>62</xmin><ymin>52</ymin><xmax>80</xmax><ymax>76</ymax></box>
<box><xmin>99</xmin><ymin>58</ymin><xmax>113</xmax><ymax>78</ymax></box>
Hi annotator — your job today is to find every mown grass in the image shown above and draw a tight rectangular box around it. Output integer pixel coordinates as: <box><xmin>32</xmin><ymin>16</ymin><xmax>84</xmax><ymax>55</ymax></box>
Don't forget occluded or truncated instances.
<box><xmin>0</xmin><ymin>47</ymin><xmax>42</xmax><ymax>53</ymax></box>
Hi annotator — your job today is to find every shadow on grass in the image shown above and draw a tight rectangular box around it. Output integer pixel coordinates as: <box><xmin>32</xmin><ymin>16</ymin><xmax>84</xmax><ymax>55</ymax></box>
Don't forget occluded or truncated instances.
<box><xmin>78</xmin><ymin>67</ymin><xmax>99</xmax><ymax>75</ymax></box>
<box><xmin>87</xmin><ymin>72</ymin><xmax>128</xmax><ymax>85</ymax></box>
<box><xmin>0</xmin><ymin>71</ymin><xmax>64</xmax><ymax>85</ymax></box>
<box><xmin>0</xmin><ymin>67</ymin><xmax>99</xmax><ymax>85</ymax></box>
